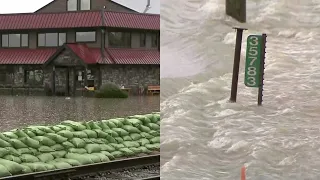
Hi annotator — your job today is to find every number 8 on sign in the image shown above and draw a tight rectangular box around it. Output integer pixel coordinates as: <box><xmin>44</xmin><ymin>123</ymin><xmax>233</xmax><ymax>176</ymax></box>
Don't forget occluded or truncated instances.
<box><xmin>244</xmin><ymin>35</ymin><xmax>262</xmax><ymax>87</ymax></box>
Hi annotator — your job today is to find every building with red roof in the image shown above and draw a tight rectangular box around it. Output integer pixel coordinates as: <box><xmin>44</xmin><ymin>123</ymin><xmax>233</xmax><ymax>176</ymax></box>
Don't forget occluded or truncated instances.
<box><xmin>0</xmin><ymin>0</ymin><xmax>160</xmax><ymax>96</ymax></box>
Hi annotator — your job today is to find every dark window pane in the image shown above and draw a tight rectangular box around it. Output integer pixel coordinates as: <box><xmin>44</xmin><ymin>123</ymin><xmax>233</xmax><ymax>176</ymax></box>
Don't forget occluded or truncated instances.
<box><xmin>38</xmin><ymin>34</ymin><xmax>45</xmax><ymax>47</ymax></box>
<box><xmin>140</xmin><ymin>33</ymin><xmax>146</xmax><ymax>47</ymax></box>
<box><xmin>76</xmin><ymin>31</ymin><xmax>95</xmax><ymax>42</ymax></box>
<box><xmin>80</xmin><ymin>0</ymin><xmax>90</xmax><ymax>10</ymax></box>
<box><xmin>9</xmin><ymin>34</ymin><xmax>20</xmax><ymax>47</ymax></box>
<box><xmin>25</xmin><ymin>69</ymin><xmax>43</xmax><ymax>85</ymax></box>
<box><xmin>151</xmin><ymin>33</ymin><xmax>158</xmax><ymax>47</ymax></box>
<box><xmin>21</xmin><ymin>34</ymin><xmax>28</xmax><ymax>47</ymax></box>
<box><xmin>2</xmin><ymin>34</ymin><xmax>8</xmax><ymax>47</ymax></box>
<box><xmin>108</xmin><ymin>32</ymin><xmax>131</xmax><ymax>48</ymax></box>
<box><xmin>45</xmin><ymin>33</ymin><xmax>58</xmax><ymax>47</ymax></box>
<box><xmin>59</xmin><ymin>33</ymin><xmax>66</xmax><ymax>46</ymax></box>
<box><xmin>67</xmin><ymin>0</ymin><xmax>77</xmax><ymax>11</ymax></box>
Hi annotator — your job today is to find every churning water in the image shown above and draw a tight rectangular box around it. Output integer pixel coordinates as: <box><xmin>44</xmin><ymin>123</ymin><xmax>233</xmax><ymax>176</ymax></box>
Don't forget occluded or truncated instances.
<box><xmin>160</xmin><ymin>0</ymin><xmax>320</xmax><ymax>179</ymax></box>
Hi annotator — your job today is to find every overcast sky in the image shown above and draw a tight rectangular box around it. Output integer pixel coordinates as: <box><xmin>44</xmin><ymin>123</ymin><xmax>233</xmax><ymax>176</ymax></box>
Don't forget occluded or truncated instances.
<box><xmin>0</xmin><ymin>0</ymin><xmax>159</xmax><ymax>14</ymax></box>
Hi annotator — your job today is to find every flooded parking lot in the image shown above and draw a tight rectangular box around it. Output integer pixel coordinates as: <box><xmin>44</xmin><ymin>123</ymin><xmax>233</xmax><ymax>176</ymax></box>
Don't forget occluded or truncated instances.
<box><xmin>0</xmin><ymin>96</ymin><xmax>159</xmax><ymax>131</ymax></box>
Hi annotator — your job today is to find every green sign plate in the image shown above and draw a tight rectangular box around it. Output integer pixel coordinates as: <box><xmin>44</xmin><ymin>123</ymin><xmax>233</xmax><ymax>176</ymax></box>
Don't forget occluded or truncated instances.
<box><xmin>244</xmin><ymin>35</ymin><xmax>262</xmax><ymax>87</ymax></box>
<box><xmin>226</xmin><ymin>0</ymin><xmax>246</xmax><ymax>23</ymax></box>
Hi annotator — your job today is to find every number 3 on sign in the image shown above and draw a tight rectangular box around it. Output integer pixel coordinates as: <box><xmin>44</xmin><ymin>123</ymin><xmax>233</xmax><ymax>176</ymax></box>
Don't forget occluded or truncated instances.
<box><xmin>244</xmin><ymin>35</ymin><xmax>262</xmax><ymax>87</ymax></box>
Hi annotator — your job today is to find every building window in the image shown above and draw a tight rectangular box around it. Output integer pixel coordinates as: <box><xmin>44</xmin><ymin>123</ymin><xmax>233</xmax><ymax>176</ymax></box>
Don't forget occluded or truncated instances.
<box><xmin>140</xmin><ymin>33</ymin><xmax>146</xmax><ymax>47</ymax></box>
<box><xmin>0</xmin><ymin>66</ymin><xmax>14</xmax><ymax>84</ymax></box>
<box><xmin>151</xmin><ymin>33</ymin><xmax>159</xmax><ymax>48</ymax></box>
<box><xmin>76</xmin><ymin>31</ymin><xmax>96</xmax><ymax>42</ymax></box>
<box><xmin>38</xmin><ymin>33</ymin><xmax>66</xmax><ymax>47</ymax></box>
<box><xmin>68</xmin><ymin>0</ymin><xmax>90</xmax><ymax>11</ymax></box>
<box><xmin>108</xmin><ymin>32</ymin><xmax>131</xmax><ymax>48</ymax></box>
<box><xmin>24</xmin><ymin>69</ymin><xmax>43</xmax><ymax>85</ymax></box>
<box><xmin>1</xmin><ymin>34</ymin><xmax>28</xmax><ymax>48</ymax></box>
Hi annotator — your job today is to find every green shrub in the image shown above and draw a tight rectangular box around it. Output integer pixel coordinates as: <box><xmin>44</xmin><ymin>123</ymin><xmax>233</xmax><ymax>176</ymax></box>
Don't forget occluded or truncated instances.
<box><xmin>94</xmin><ymin>83</ymin><xmax>128</xmax><ymax>98</ymax></box>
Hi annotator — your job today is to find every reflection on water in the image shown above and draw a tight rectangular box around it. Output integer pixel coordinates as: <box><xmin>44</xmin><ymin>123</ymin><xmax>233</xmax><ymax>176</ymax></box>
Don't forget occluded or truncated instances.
<box><xmin>0</xmin><ymin>96</ymin><xmax>159</xmax><ymax>131</ymax></box>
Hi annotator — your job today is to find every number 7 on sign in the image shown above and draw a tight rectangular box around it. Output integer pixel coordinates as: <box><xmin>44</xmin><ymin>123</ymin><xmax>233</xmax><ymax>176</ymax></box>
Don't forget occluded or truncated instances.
<box><xmin>244</xmin><ymin>35</ymin><xmax>262</xmax><ymax>87</ymax></box>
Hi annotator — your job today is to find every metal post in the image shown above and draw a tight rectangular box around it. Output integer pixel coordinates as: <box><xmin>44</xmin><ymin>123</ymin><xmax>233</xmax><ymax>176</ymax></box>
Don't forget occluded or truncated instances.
<box><xmin>258</xmin><ymin>33</ymin><xmax>267</xmax><ymax>106</ymax></box>
<box><xmin>230</xmin><ymin>27</ymin><xmax>247</xmax><ymax>103</ymax></box>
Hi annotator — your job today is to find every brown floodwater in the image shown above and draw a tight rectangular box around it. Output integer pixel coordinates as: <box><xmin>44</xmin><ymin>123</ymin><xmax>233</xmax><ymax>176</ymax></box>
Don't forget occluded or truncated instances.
<box><xmin>0</xmin><ymin>95</ymin><xmax>159</xmax><ymax>131</ymax></box>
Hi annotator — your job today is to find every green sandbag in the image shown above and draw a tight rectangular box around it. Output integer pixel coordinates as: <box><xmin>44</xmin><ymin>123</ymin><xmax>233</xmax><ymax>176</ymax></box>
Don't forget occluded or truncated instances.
<box><xmin>26</xmin><ymin>127</ymin><xmax>46</xmax><ymax>136</ymax></box>
<box><xmin>57</xmin><ymin>130</ymin><xmax>74</xmax><ymax>139</ymax></box>
<box><xmin>138</xmin><ymin>146</ymin><xmax>151</xmax><ymax>154</ymax></box>
<box><xmin>45</xmin><ymin>133</ymin><xmax>68</xmax><ymax>143</ymax></box>
<box><xmin>94</xmin><ymin>129</ymin><xmax>109</xmax><ymax>138</ymax></box>
<box><xmin>0</xmin><ymin>164</ymin><xmax>11</xmax><ymax>177</ymax></box>
<box><xmin>150</xmin><ymin>137</ymin><xmax>160</xmax><ymax>144</ymax></box>
<box><xmin>105</xmin><ymin>135</ymin><xmax>116</xmax><ymax>143</ymax></box>
<box><xmin>14</xmin><ymin>129</ymin><xmax>29</xmax><ymax>138</ymax></box>
<box><xmin>0</xmin><ymin>139</ymin><xmax>12</xmax><ymax>148</ymax></box>
<box><xmin>139</xmin><ymin>125</ymin><xmax>151</xmax><ymax>133</ymax></box>
<box><xmin>0</xmin><ymin>159</ymin><xmax>24</xmax><ymax>175</ymax></box>
<box><xmin>140</xmin><ymin>132</ymin><xmax>154</xmax><ymax>139</ymax></box>
<box><xmin>7</xmin><ymin>139</ymin><xmax>28</xmax><ymax>149</ymax></box>
<box><xmin>156</xmin><ymin>121</ymin><xmax>160</xmax><ymax>126</ymax></box>
<box><xmin>96</xmin><ymin>122</ymin><xmax>109</xmax><ymax>130</ymax></box>
<box><xmin>0</xmin><ymin>148</ymin><xmax>9</xmax><ymax>158</ymax></box>
<box><xmin>39</xmin><ymin>146</ymin><xmax>55</xmax><ymax>153</ymax></box>
<box><xmin>51</xmin><ymin>126</ymin><xmax>62</xmax><ymax>132</ymax></box>
<box><xmin>28</xmin><ymin>148</ymin><xmax>40</xmax><ymax>156</ymax></box>
<box><xmin>100</xmin><ymin>151</ymin><xmax>115</xmax><ymax>160</ymax></box>
<box><xmin>62</xmin><ymin>141</ymin><xmax>75</xmax><ymax>149</ymax></box>
<box><xmin>115</xmin><ymin>137</ymin><xmax>124</xmax><ymax>143</ymax></box>
<box><xmin>129</xmin><ymin>147</ymin><xmax>142</xmax><ymax>154</ymax></box>
<box><xmin>20</xmin><ymin>137</ymin><xmax>41</xmax><ymax>149</ymax></box>
<box><xmin>112</xmin><ymin>128</ymin><xmax>129</xmax><ymax>136</ymax></box>
<box><xmin>123</xmin><ymin>141</ymin><xmax>140</xmax><ymax>148</ymax></box>
<box><xmin>37</xmin><ymin>153</ymin><xmax>54</xmax><ymax>163</ymax></box>
<box><xmin>40</xmin><ymin>162</ymin><xmax>56</xmax><ymax>171</ymax></box>
<box><xmin>122</xmin><ymin>125</ymin><xmax>141</xmax><ymax>133</ymax></box>
<box><xmin>153</xmin><ymin>114</ymin><xmax>160</xmax><ymax>121</ymax></box>
<box><xmin>3</xmin><ymin>132</ymin><xmax>18</xmax><ymax>139</ymax></box>
<box><xmin>145</xmin><ymin>114</ymin><xmax>157</xmax><ymax>123</ymax></box>
<box><xmin>108</xmin><ymin>119</ymin><xmax>124</xmax><ymax>128</ymax></box>
<box><xmin>145</xmin><ymin>143</ymin><xmax>160</xmax><ymax>151</ymax></box>
<box><xmin>146</xmin><ymin>123</ymin><xmax>160</xmax><ymax>131</ymax></box>
<box><xmin>68</xmin><ymin>148</ymin><xmax>87</xmax><ymax>154</ymax></box>
<box><xmin>85</xmin><ymin>144</ymin><xmax>101</xmax><ymax>154</ymax></box>
<box><xmin>137</xmin><ymin>138</ymin><xmax>149</xmax><ymax>146</ymax></box>
<box><xmin>91</xmin><ymin>153</ymin><xmax>110</xmax><ymax>162</ymax></box>
<box><xmin>87</xmin><ymin>121</ymin><xmax>102</xmax><ymax>130</ymax></box>
<box><xmin>0</xmin><ymin>134</ymin><xmax>10</xmax><ymax>141</ymax></box>
<box><xmin>61</xmin><ymin>120</ymin><xmax>86</xmax><ymax>131</ymax></box>
<box><xmin>72</xmin><ymin>131</ymin><xmax>88</xmax><ymax>138</ymax></box>
<box><xmin>22</xmin><ymin>163</ymin><xmax>47</xmax><ymax>172</ymax></box>
<box><xmin>51</xmin><ymin>144</ymin><xmax>65</xmax><ymax>151</ymax></box>
<box><xmin>70</xmin><ymin>138</ymin><xmax>86</xmax><ymax>148</ymax></box>
<box><xmin>102</xmin><ymin>120</ymin><xmax>116</xmax><ymax>129</ymax></box>
<box><xmin>110</xmin><ymin>151</ymin><xmax>123</xmax><ymax>158</ymax></box>
<box><xmin>48</xmin><ymin>161</ymin><xmax>72</xmax><ymax>169</ymax></box>
<box><xmin>3</xmin><ymin>155</ymin><xmax>22</xmax><ymax>163</ymax></box>
<box><xmin>100</xmin><ymin>144</ymin><xmax>115</xmax><ymax>152</ymax></box>
<box><xmin>83</xmin><ymin>138</ymin><xmax>93</xmax><ymax>144</ymax></box>
<box><xmin>109</xmin><ymin>143</ymin><xmax>125</xmax><ymax>150</ymax></box>
<box><xmin>129</xmin><ymin>115</ymin><xmax>151</xmax><ymax>124</ymax></box>
<box><xmin>33</xmin><ymin>136</ymin><xmax>56</xmax><ymax>146</ymax></box>
<box><xmin>21</xmin><ymin>164</ymin><xmax>33</xmax><ymax>174</ymax></box>
<box><xmin>54</xmin><ymin>158</ymin><xmax>81</xmax><ymax>166</ymax></box>
<box><xmin>119</xmin><ymin>148</ymin><xmax>135</xmax><ymax>156</ymax></box>
<box><xmin>51</xmin><ymin>151</ymin><xmax>67</xmax><ymax>159</ymax></box>
<box><xmin>65</xmin><ymin>153</ymin><xmax>93</xmax><ymax>165</ymax></box>
<box><xmin>149</xmin><ymin>130</ymin><xmax>160</xmax><ymax>137</ymax></box>
<box><xmin>86</xmin><ymin>154</ymin><xmax>101</xmax><ymax>163</ymax></box>
<box><xmin>37</xmin><ymin>126</ymin><xmax>55</xmax><ymax>133</ymax></box>
<box><xmin>130</xmin><ymin>133</ymin><xmax>142</xmax><ymax>141</ymax></box>
<box><xmin>20</xmin><ymin>154</ymin><xmax>39</xmax><ymax>163</ymax></box>
<box><xmin>55</xmin><ymin>125</ymin><xmax>74</xmax><ymax>131</ymax></box>
<box><xmin>90</xmin><ymin>138</ymin><xmax>107</xmax><ymax>144</ymax></box>
<box><xmin>103</xmin><ymin>129</ymin><xmax>119</xmax><ymax>137</ymax></box>
<box><xmin>122</xmin><ymin>136</ymin><xmax>132</xmax><ymax>141</ymax></box>
<box><xmin>83</xmin><ymin>130</ymin><xmax>98</xmax><ymax>138</ymax></box>
<box><xmin>23</xmin><ymin>130</ymin><xmax>36</xmax><ymax>138</ymax></box>
<box><xmin>124</xmin><ymin>119</ymin><xmax>142</xmax><ymax>127</ymax></box>
<box><xmin>5</xmin><ymin>147</ymin><xmax>21</xmax><ymax>156</ymax></box>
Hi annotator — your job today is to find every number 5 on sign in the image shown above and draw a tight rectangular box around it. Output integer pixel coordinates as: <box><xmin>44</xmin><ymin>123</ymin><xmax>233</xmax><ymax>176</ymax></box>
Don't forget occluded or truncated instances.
<box><xmin>244</xmin><ymin>35</ymin><xmax>262</xmax><ymax>87</ymax></box>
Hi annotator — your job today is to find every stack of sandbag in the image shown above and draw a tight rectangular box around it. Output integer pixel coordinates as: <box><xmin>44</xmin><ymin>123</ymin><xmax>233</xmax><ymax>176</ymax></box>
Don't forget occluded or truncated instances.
<box><xmin>0</xmin><ymin>112</ymin><xmax>160</xmax><ymax>178</ymax></box>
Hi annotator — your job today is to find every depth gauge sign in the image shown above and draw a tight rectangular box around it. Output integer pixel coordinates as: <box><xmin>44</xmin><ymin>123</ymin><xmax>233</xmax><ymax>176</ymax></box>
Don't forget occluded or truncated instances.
<box><xmin>244</xmin><ymin>35</ymin><xmax>262</xmax><ymax>87</ymax></box>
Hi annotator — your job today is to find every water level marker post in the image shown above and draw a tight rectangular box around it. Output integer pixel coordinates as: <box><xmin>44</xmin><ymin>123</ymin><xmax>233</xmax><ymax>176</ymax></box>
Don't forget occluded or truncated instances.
<box><xmin>257</xmin><ymin>34</ymin><xmax>267</xmax><ymax>106</ymax></box>
<box><xmin>230</xmin><ymin>27</ymin><xmax>247</xmax><ymax>103</ymax></box>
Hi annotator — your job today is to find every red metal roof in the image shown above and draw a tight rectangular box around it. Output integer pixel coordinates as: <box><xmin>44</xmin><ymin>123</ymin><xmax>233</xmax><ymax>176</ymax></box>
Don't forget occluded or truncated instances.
<box><xmin>89</xmin><ymin>48</ymin><xmax>114</xmax><ymax>64</ymax></box>
<box><xmin>0</xmin><ymin>48</ymin><xmax>56</xmax><ymax>64</ymax></box>
<box><xmin>106</xmin><ymin>48</ymin><xmax>160</xmax><ymax>65</ymax></box>
<box><xmin>66</xmin><ymin>44</ymin><xmax>97</xmax><ymax>64</ymax></box>
<box><xmin>0</xmin><ymin>11</ymin><xmax>160</xmax><ymax>30</ymax></box>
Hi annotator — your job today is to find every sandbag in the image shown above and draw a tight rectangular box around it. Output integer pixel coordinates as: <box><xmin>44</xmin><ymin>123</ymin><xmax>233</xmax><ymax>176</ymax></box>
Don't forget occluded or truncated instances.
<box><xmin>20</xmin><ymin>154</ymin><xmax>39</xmax><ymax>163</ymax></box>
<box><xmin>65</xmin><ymin>153</ymin><xmax>93</xmax><ymax>165</ymax></box>
<box><xmin>129</xmin><ymin>115</ymin><xmax>151</xmax><ymax>124</ymax></box>
<box><xmin>28</xmin><ymin>148</ymin><xmax>40</xmax><ymax>156</ymax></box>
<box><xmin>124</xmin><ymin>119</ymin><xmax>142</xmax><ymax>127</ymax></box>
<box><xmin>62</xmin><ymin>141</ymin><xmax>75</xmax><ymax>149</ymax></box>
<box><xmin>39</xmin><ymin>146</ymin><xmax>55</xmax><ymax>153</ymax></box>
<box><xmin>70</xmin><ymin>138</ymin><xmax>86</xmax><ymax>148</ymax></box>
<box><xmin>3</xmin><ymin>155</ymin><xmax>21</xmax><ymax>163</ymax></box>
<box><xmin>85</xmin><ymin>144</ymin><xmax>101</xmax><ymax>154</ymax></box>
<box><xmin>139</xmin><ymin>125</ymin><xmax>151</xmax><ymax>133</ymax></box>
<box><xmin>115</xmin><ymin>137</ymin><xmax>124</xmax><ymax>143</ymax></box>
<box><xmin>20</xmin><ymin>164</ymin><xmax>33</xmax><ymax>174</ymax></box>
<box><xmin>50</xmin><ymin>126</ymin><xmax>63</xmax><ymax>132</ymax></box>
<box><xmin>83</xmin><ymin>138</ymin><xmax>93</xmax><ymax>144</ymax></box>
<box><xmin>83</xmin><ymin>130</ymin><xmax>98</xmax><ymax>138</ymax></box>
<box><xmin>138</xmin><ymin>146</ymin><xmax>151</xmax><ymax>154</ymax></box>
<box><xmin>26</xmin><ymin>127</ymin><xmax>46</xmax><ymax>136</ymax></box>
<box><xmin>37</xmin><ymin>153</ymin><xmax>54</xmax><ymax>163</ymax></box>
<box><xmin>87</xmin><ymin>121</ymin><xmax>102</xmax><ymax>130</ymax></box>
<box><xmin>119</xmin><ymin>148</ymin><xmax>135</xmax><ymax>156</ymax></box>
<box><xmin>122</xmin><ymin>125</ymin><xmax>141</xmax><ymax>134</ymax></box>
<box><xmin>122</xmin><ymin>136</ymin><xmax>132</xmax><ymax>141</ymax></box>
<box><xmin>44</xmin><ymin>133</ymin><xmax>68</xmax><ymax>143</ymax></box>
<box><xmin>110</xmin><ymin>151</ymin><xmax>123</xmax><ymax>158</ymax></box>
<box><xmin>137</xmin><ymin>138</ymin><xmax>150</xmax><ymax>146</ymax></box>
<box><xmin>153</xmin><ymin>113</ymin><xmax>160</xmax><ymax>121</ymax></box>
<box><xmin>14</xmin><ymin>129</ymin><xmax>29</xmax><ymax>138</ymax></box>
<box><xmin>61</xmin><ymin>120</ymin><xmax>86</xmax><ymax>131</ymax></box>
<box><xmin>68</xmin><ymin>148</ymin><xmax>87</xmax><ymax>154</ymax></box>
<box><xmin>146</xmin><ymin>123</ymin><xmax>160</xmax><ymax>131</ymax></box>
<box><xmin>55</xmin><ymin>125</ymin><xmax>74</xmax><ymax>131</ymax></box>
<box><xmin>130</xmin><ymin>133</ymin><xmax>142</xmax><ymax>141</ymax></box>
<box><xmin>93</xmin><ymin>129</ymin><xmax>108</xmax><ymax>138</ymax></box>
<box><xmin>33</xmin><ymin>136</ymin><xmax>56</xmax><ymax>146</ymax></box>
<box><xmin>86</xmin><ymin>154</ymin><xmax>101</xmax><ymax>163</ymax></box>
<box><xmin>0</xmin><ymin>164</ymin><xmax>11</xmax><ymax>177</ymax></box>
<box><xmin>3</xmin><ymin>132</ymin><xmax>18</xmax><ymax>139</ymax></box>
<box><xmin>123</xmin><ymin>141</ymin><xmax>140</xmax><ymax>148</ymax></box>
<box><xmin>37</xmin><ymin>126</ymin><xmax>55</xmax><ymax>133</ymax></box>
<box><xmin>0</xmin><ymin>139</ymin><xmax>12</xmax><ymax>148</ymax></box>
<box><xmin>145</xmin><ymin>114</ymin><xmax>158</xmax><ymax>123</ymax></box>
<box><xmin>72</xmin><ymin>131</ymin><xmax>88</xmax><ymax>138</ymax></box>
<box><xmin>20</xmin><ymin>137</ymin><xmax>41</xmax><ymax>149</ymax></box>
<box><xmin>149</xmin><ymin>130</ymin><xmax>160</xmax><ymax>137</ymax></box>
<box><xmin>7</xmin><ymin>139</ymin><xmax>28</xmax><ymax>149</ymax></box>
<box><xmin>54</xmin><ymin>158</ymin><xmax>81</xmax><ymax>166</ymax></box>
<box><xmin>108</xmin><ymin>119</ymin><xmax>124</xmax><ymax>128</ymax></box>
<box><xmin>100</xmin><ymin>151</ymin><xmax>115</xmax><ymax>160</ymax></box>
<box><xmin>100</xmin><ymin>144</ymin><xmax>115</xmax><ymax>152</ymax></box>
<box><xmin>17</xmin><ymin>148</ymin><xmax>33</xmax><ymax>155</ymax></box>
<box><xmin>140</xmin><ymin>132</ymin><xmax>154</xmax><ymax>139</ymax></box>
<box><xmin>0</xmin><ymin>148</ymin><xmax>9</xmax><ymax>158</ymax></box>
<box><xmin>112</xmin><ymin>128</ymin><xmax>129</xmax><ymax>136</ymax></box>
<box><xmin>0</xmin><ymin>159</ymin><xmax>24</xmax><ymax>175</ymax></box>
<box><xmin>129</xmin><ymin>147</ymin><xmax>142</xmax><ymax>154</ymax></box>
<box><xmin>5</xmin><ymin>147</ymin><xmax>21</xmax><ymax>156</ymax></box>
<box><xmin>57</xmin><ymin>130</ymin><xmax>74</xmax><ymax>139</ymax></box>
<box><xmin>90</xmin><ymin>138</ymin><xmax>107</xmax><ymax>144</ymax></box>
<box><xmin>40</xmin><ymin>162</ymin><xmax>56</xmax><ymax>171</ymax></box>
<box><xmin>145</xmin><ymin>143</ymin><xmax>160</xmax><ymax>151</ymax></box>
<box><xmin>103</xmin><ymin>129</ymin><xmax>119</xmax><ymax>137</ymax></box>
<box><xmin>156</xmin><ymin>121</ymin><xmax>160</xmax><ymax>126</ymax></box>
<box><xmin>51</xmin><ymin>144</ymin><xmax>65</xmax><ymax>151</ymax></box>
<box><xmin>48</xmin><ymin>161</ymin><xmax>72</xmax><ymax>169</ymax></box>
<box><xmin>23</xmin><ymin>130</ymin><xmax>36</xmax><ymax>138</ymax></box>
<box><xmin>96</xmin><ymin>121</ymin><xmax>109</xmax><ymax>130</ymax></box>
<box><xmin>105</xmin><ymin>135</ymin><xmax>116</xmax><ymax>143</ymax></box>
<box><xmin>102</xmin><ymin>120</ymin><xmax>116</xmax><ymax>129</ymax></box>
<box><xmin>91</xmin><ymin>153</ymin><xmax>110</xmax><ymax>162</ymax></box>
<box><xmin>51</xmin><ymin>151</ymin><xmax>67</xmax><ymax>159</ymax></box>
<box><xmin>22</xmin><ymin>163</ymin><xmax>47</xmax><ymax>172</ymax></box>
<box><xmin>109</xmin><ymin>143</ymin><xmax>125</xmax><ymax>150</ymax></box>
<box><xmin>150</xmin><ymin>137</ymin><xmax>160</xmax><ymax>144</ymax></box>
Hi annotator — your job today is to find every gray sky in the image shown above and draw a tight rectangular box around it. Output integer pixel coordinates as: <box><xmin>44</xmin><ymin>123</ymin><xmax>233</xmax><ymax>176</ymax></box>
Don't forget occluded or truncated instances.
<box><xmin>0</xmin><ymin>0</ymin><xmax>159</xmax><ymax>14</ymax></box>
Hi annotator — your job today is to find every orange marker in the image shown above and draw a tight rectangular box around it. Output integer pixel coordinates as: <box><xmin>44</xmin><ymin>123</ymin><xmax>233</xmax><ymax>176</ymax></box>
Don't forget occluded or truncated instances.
<box><xmin>241</xmin><ymin>166</ymin><xmax>246</xmax><ymax>180</ymax></box>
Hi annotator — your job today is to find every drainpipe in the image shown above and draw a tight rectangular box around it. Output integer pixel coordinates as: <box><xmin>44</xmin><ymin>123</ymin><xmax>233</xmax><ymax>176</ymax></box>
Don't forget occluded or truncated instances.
<box><xmin>100</xmin><ymin>6</ymin><xmax>106</xmax><ymax>63</ymax></box>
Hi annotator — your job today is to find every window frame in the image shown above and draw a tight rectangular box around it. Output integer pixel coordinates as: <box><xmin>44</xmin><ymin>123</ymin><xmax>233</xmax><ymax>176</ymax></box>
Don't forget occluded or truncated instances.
<box><xmin>24</xmin><ymin>69</ymin><xmax>44</xmax><ymax>86</ymax></box>
<box><xmin>67</xmin><ymin>0</ymin><xmax>91</xmax><ymax>11</ymax></box>
<box><xmin>140</xmin><ymin>33</ymin><xmax>146</xmax><ymax>47</ymax></box>
<box><xmin>37</xmin><ymin>32</ymin><xmax>67</xmax><ymax>47</ymax></box>
<box><xmin>1</xmin><ymin>33</ymin><xmax>29</xmax><ymax>48</ymax></box>
<box><xmin>67</xmin><ymin>0</ymin><xmax>78</xmax><ymax>11</ymax></box>
<box><xmin>108</xmin><ymin>31</ymin><xmax>132</xmax><ymax>48</ymax></box>
<box><xmin>75</xmin><ymin>31</ymin><xmax>96</xmax><ymax>43</ymax></box>
<box><xmin>151</xmin><ymin>32</ymin><xmax>159</xmax><ymax>48</ymax></box>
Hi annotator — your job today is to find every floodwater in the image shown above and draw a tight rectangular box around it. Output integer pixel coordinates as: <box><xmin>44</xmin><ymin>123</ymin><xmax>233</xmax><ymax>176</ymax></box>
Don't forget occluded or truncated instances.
<box><xmin>161</xmin><ymin>0</ymin><xmax>320</xmax><ymax>179</ymax></box>
<box><xmin>0</xmin><ymin>96</ymin><xmax>159</xmax><ymax>131</ymax></box>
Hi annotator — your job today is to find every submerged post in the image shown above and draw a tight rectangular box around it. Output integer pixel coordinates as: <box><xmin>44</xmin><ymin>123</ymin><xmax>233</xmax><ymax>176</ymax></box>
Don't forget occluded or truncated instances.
<box><xmin>258</xmin><ymin>33</ymin><xmax>267</xmax><ymax>106</ymax></box>
<box><xmin>230</xmin><ymin>27</ymin><xmax>247</xmax><ymax>103</ymax></box>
